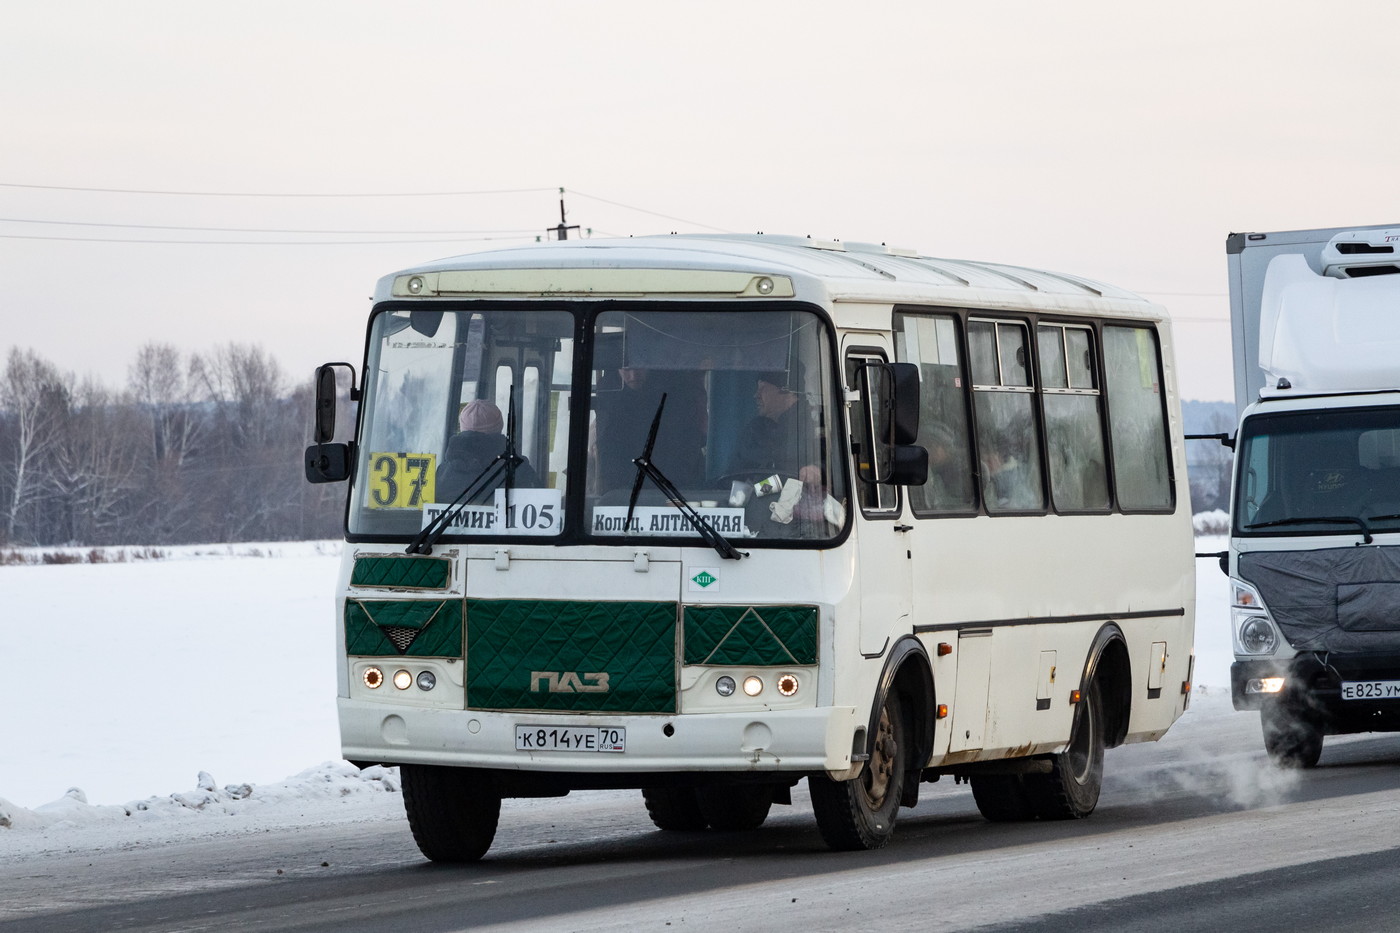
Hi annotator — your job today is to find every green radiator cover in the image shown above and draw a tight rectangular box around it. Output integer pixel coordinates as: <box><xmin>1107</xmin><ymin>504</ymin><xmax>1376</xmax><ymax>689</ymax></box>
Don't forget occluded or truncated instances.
<box><xmin>683</xmin><ymin>605</ymin><xmax>818</xmax><ymax>666</ymax></box>
<box><xmin>350</xmin><ymin>555</ymin><xmax>451</xmax><ymax>590</ymax></box>
<box><xmin>467</xmin><ymin>599</ymin><xmax>677</xmax><ymax>713</ymax></box>
<box><xmin>345</xmin><ymin>599</ymin><xmax>463</xmax><ymax>657</ymax></box>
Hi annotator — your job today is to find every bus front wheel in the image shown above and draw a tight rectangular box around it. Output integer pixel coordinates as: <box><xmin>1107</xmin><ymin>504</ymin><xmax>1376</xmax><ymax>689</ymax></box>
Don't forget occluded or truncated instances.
<box><xmin>400</xmin><ymin>764</ymin><xmax>501</xmax><ymax>862</ymax></box>
<box><xmin>810</xmin><ymin>692</ymin><xmax>907</xmax><ymax>850</ymax></box>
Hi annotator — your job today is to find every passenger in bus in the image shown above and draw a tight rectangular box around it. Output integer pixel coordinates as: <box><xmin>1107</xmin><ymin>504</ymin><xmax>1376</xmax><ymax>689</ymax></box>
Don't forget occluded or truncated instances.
<box><xmin>592</xmin><ymin>367</ymin><xmax>705</xmax><ymax>492</ymax></box>
<box><xmin>981</xmin><ymin>432</ymin><xmax>1040</xmax><ymax>510</ymax></box>
<box><xmin>926</xmin><ymin>421</ymin><xmax>975</xmax><ymax>509</ymax></box>
<box><xmin>435</xmin><ymin>399</ymin><xmax>540</xmax><ymax>503</ymax></box>
<box><xmin>727</xmin><ymin>370</ymin><xmax>816</xmax><ymax>477</ymax></box>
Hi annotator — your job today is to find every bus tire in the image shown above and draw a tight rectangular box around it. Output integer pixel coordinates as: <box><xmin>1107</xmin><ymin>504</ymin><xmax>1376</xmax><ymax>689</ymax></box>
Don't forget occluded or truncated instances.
<box><xmin>810</xmin><ymin>692</ymin><xmax>907</xmax><ymax>850</ymax></box>
<box><xmin>642</xmin><ymin>787</ymin><xmax>709</xmax><ymax>831</ymax></box>
<box><xmin>400</xmin><ymin>764</ymin><xmax>501</xmax><ymax>862</ymax></box>
<box><xmin>1261</xmin><ymin>703</ymin><xmax>1323</xmax><ymax>769</ymax></box>
<box><xmin>697</xmin><ymin>784</ymin><xmax>773</xmax><ymax>831</ymax></box>
<box><xmin>970</xmin><ymin>774</ymin><xmax>1037</xmax><ymax>822</ymax></box>
<box><xmin>1025</xmin><ymin>678</ymin><xmax>1104</xmax><ymax>820</ymax></box>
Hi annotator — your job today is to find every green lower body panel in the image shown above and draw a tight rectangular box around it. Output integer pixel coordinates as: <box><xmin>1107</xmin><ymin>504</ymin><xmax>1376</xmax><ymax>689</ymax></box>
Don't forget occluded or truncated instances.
<box><xmin>466</xmin><ymin>599</ymin><xmax>678</xmax><ymax>713</ymax></box>
<box><xmin>683</xmin><ymin>605</ymin><xmax>818</xmax><ymax>665</ymax></box>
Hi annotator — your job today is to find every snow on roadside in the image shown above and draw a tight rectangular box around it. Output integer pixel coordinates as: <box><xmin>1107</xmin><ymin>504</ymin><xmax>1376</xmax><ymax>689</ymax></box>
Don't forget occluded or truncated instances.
<box><xmin>1</xmin><ymin>528</ymin><xmax>1234</xmax><ymax>847</ymax></box>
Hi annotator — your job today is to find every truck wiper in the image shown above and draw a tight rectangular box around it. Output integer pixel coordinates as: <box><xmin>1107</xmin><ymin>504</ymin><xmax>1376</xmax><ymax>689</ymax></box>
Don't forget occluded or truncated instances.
<box><xmin>1244</xmin><ymin>515</ymin><xmax>1373</xmax><ymax>544</ymax></box>
<box><xmin>626</xmin><ymin>394</ymin><xmax>747</xmax><ymax>561</ymax></box>
<box><xmin>406</xmin><ymin>391</ymin><xmax>525</xmax><ymax>555</ymax></box>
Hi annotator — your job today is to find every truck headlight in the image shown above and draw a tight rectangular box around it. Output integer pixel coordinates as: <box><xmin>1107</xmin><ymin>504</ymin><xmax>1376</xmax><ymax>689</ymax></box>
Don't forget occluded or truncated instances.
<box><xmin>1237</xmin><ymin>615</ymin><xmax>1279</xmax><ymax>655</ymax></box>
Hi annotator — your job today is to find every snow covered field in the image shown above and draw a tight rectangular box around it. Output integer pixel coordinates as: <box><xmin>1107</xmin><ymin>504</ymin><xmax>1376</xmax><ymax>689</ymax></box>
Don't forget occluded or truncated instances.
<box><xmin>0</xmin><ymin>532</ymin><xmax>1232</xmax><ymax>843</ymax></box>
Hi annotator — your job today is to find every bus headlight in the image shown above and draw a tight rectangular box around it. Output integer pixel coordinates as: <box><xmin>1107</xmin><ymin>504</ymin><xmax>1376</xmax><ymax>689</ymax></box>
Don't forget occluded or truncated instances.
<box><xmin>743</xmin><ymin>676</ymin><xmax>764</xmax><ymax>697</ymax></box>
<box><xmin>715</xmin><ymin>675</ymin><xmax>736</xmax><ymax>697</ymax></box>
<box><xmin>393</xmin><ymin>669</ymin><xmax>413</xmax><ymax>690</ymax></box>
<box><xmin>416</xmin><ymin>670</ymin><xmax>437</xmax><ymax>691</ymax></box>
<box><xmin>363</xmin><ymin>666</ymin><xmax>384</xmax><ymax>689</ymax></box>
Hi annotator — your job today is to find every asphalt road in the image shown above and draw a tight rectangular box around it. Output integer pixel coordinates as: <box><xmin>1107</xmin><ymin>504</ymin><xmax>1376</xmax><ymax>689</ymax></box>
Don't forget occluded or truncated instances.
<box><xmin>7</xmin><ymin>698</ymin><xmax>1400</xmax><ymax>933</ymax></box>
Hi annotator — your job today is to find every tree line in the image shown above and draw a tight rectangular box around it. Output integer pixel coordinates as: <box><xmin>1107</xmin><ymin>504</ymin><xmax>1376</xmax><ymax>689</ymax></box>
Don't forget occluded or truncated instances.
<box><xmin>0</xmin><ymin>343</ymin><xmax>345</xmax><ymax>547</ymax></box>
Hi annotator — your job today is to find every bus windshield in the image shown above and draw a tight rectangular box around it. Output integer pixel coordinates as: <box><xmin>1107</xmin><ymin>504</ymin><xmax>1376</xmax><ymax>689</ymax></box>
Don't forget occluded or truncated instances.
<box><xmin>348</xmin><ymin>305</ymin><xmax>848</xmax><ymax>545</ymax></box>
<box><xmin>1235</xmin><ymin>405</ymin><xmax>1400</xmax><ymax>538</ymax></box>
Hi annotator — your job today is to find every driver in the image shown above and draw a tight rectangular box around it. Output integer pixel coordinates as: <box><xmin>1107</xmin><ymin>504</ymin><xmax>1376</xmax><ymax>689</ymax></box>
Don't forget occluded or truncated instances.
<box><xmin>727</xmin><ymin>369</ymin><xmax>814</xmax><ymax>477</ymax></box>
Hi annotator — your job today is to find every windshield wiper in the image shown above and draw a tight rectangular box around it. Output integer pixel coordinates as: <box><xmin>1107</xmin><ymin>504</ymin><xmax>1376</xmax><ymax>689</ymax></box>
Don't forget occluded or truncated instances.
<box><xmin>1245</xmin><ymin>515</ymin><xmax>1373</xmax><ymax>544</ymax></box>
<box><xmin>626</xmin><ymin>394</ymin><xmax>747</xmax><ymax>561</ymax></box>
<box><xmin>406</xmin><ymin>390</ymin><xmax>525</xmax><ymax>555</ymax></box>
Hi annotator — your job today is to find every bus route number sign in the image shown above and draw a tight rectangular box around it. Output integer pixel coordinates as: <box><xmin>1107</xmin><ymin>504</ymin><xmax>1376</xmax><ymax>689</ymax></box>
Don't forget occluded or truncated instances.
<box><xmin>366</xmin><ymin>452</ymin><xmax>436</xmax><ymax>509</ymax></box>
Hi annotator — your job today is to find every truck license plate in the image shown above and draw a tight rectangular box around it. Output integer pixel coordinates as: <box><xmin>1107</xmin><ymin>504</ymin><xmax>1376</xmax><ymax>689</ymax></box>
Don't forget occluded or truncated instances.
<box><xmin>1341</xmin><ymin>680</ymin><xmax>1400</xmax><ymax>700</ymax></box>
<box><xmin>515</xmin><ymin>725</ymin><xmax>626</xmax><ymax>752</ymax></box>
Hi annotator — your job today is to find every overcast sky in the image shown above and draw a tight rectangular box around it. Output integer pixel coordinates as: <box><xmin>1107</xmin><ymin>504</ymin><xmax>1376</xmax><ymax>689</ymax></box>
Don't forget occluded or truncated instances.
<box><xmin>5</xmin><ymin>1</ymin><xmax>1400</xmax><ymax>403</ymax></box>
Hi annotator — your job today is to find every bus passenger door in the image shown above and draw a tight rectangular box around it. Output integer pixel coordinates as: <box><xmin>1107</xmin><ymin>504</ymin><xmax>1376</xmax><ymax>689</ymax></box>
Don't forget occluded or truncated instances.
<box><xmin>844</xmin><ymin>342</ymin><xmax>912</xmax><ymax>657</ymax></box>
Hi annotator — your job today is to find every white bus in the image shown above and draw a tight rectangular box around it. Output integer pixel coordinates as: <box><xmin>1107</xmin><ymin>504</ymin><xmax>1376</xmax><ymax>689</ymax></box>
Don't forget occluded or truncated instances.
<box><xmin>305</xmin><ymin>233</ymin><xmax>1196</xmax><ymax>859</ymax></box>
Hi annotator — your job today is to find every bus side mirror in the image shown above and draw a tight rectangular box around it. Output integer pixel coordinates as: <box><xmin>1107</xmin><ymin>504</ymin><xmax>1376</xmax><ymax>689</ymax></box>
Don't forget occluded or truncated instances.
<box><xmin>312</xmin><ymin>362</ymin><xmax>358</xmax><ymax>444</ymax></box>
<box><xmin>889</xmin><ymin>362</ymin><xmax>921</xmax><ymax>446</ymax></box>
<box><xmin>888</xmin><ymin>443</ymin><xmax>929</xmax><ymax>487</ymax></box>
<box><xmin>305</xmin><ymin>442</ymin><xmax>354</xmax><ymax>484</ymax></box>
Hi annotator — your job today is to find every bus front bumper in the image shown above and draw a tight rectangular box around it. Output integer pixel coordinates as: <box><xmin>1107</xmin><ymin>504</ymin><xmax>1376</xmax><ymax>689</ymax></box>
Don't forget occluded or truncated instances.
<box><xmin>338</xmin><ymin>698</ymin><xmax>860</xmax><ymax>777</ymax></box>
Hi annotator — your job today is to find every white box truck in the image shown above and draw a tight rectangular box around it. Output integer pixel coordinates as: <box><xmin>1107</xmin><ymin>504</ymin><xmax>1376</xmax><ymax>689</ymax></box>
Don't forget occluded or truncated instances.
<box><xmin>1222</xmin><ymin>223</ymin><xmax>1400</xmax><ymax>766</ymax></box>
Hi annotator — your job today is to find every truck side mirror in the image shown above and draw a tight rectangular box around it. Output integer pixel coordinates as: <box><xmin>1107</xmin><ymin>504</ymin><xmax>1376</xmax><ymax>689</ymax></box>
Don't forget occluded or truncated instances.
<box><xmin>888</xmin><ymin>443</ymin><xmax>929</xmax><ymax>487</ymax></box>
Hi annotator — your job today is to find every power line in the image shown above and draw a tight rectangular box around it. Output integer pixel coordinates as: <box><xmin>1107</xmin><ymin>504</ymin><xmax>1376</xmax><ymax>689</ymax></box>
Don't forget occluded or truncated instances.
<box><xmin>0</xmin><ymin>182</ymin><xmax>556</xmax><ymax>198</ymax></box>
<box><xmin>0</xmin><ymin>232</ymin><xmax>536</xmax><ymax>246</ymax></box>
<box><xmin>0</xmin><ymin>216</ymin><xmax>540</xmax><ymax>235</ymax></box>
<box><xmin>565</xmin><ymin>188</ymin><xmax>731</xmax><ymax>233</ymax></box>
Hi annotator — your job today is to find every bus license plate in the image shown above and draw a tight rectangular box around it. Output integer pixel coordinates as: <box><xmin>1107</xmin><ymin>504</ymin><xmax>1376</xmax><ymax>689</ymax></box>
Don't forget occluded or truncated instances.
<box><xmin>515</xmin><ymin>726</ymin><xmax>626</xmax><ymax>753</ymax></box>
<box><xmin>1341</xmin><ymin>681</ymin><xmax>1400</xmax><ymax>700</ymax></box>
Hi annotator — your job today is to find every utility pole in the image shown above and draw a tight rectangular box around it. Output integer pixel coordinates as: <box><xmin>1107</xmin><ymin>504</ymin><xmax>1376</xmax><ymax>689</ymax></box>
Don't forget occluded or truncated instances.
<box><xmin>551</xmin><ymin>187</ymin><xmax>579</xmax><ymax>241</ymax></box>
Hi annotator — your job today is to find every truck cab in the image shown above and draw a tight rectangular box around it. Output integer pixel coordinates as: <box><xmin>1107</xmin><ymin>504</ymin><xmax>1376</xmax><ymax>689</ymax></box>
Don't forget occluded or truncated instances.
<box><xmin>1225</xmin><ymin>225</ymin><xmax>1400</xmax><ymax>766</ymax></box>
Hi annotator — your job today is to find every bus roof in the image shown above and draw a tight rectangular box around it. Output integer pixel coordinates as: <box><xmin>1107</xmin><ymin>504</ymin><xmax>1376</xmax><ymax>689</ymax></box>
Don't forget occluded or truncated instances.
<box><xmin>377</xmin><ymin>233</ymin><xmax>1161</xmax><ymax>318</ymax></box>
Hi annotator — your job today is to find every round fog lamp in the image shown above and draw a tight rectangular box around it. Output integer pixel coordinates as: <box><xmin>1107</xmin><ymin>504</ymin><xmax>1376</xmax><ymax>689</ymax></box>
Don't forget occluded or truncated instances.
<box><xmin>362</xmin><ymin>666</ymin><xmax>384</xmax><ymax>689</ymax></box>
<box><xmin>776</xmin><ymin>673</ymin><xmax>799</xmax><ymax>697</ymax></box>
<box><xmin>416</xmin><ymin>670</ymin><xmax>437</xmax><ymax>691</ymax></box>
<box><xmin>715</xmin><ymin>675</ymin><xmax>736</xmax><ymax>697</ymax></box>
<box><xmin>743</xmin><ymin>675</ymin><xmax>764</xmax><ymax>697</ymax></box>
<box><xmin>392</xmin><ymin>669</ymin><xmax>413</xmax><ymax>690</ymax></box>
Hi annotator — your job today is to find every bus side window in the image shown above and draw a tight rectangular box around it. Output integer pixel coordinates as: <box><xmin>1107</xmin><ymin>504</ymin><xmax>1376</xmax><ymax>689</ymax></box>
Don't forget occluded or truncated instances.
<box><xmin>969</xmin><ymin>320</ymin><xmax>1045</xmax><ymax>513</ymax></box>
<box><xmin>894</xmin><ymin>312</ymin><xmax>977</xmax><ymax>514</ymax></box>
<box><xmin>1103</xmin><ymin>325</ymin><xmax>1173</xmax><ymax>511</ymax></box>
<box><xmin>1038</xmin><ymin>324</ymin><xmax>1109</xmax><ymax>512</ymax></box>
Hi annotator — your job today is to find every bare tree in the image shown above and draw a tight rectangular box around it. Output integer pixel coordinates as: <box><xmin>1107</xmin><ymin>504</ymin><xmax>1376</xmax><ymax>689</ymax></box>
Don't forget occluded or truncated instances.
<box><xmin>128</xmin><ymin>342</ymin><xmax>204</xmax><ymax>468</ymax></box>
<box><xmin>0</xmin><ymin>348</ymin><xmax>71</xmax><ymax>543</ymax></box>
<box><xmin>49</xmin><ymin>377</ymin><xmax>142</xmax><ymax>544</ymax></box>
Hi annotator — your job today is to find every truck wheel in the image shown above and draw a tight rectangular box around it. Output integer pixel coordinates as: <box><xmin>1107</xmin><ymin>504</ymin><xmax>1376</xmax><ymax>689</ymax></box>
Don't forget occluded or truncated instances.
<box><xmin>697</xmin><ymin>784</ymin><xmax>774</xmax><ymax>831</ymax></box>
<box><xmin>810</xmin><ymin>692</ymin><xmax>907</xmax><ymax>850</ymax></box>
<box><xmin>400</xmin><ymin>764</ymin><xmax>501</xmax><ymax>862</ymax></box>
<box><xmin>970</xmin><ymin>774</ymin><xmax>1037</xmax><ymax>822</ymax></box>
<box><xmin>642</xmin><ymin>787</ymin><xmax>709</xmax><ymax>831</ymax></box>
<box><xmin>1261</xmin><ymin>704</ymin><xmax>1324</xmax><ymax>768</ymax></box>
<box><xmin>1025</xmin><ymin>678</ymin><xmax>1104</xmax><ymax>820</ymax></box>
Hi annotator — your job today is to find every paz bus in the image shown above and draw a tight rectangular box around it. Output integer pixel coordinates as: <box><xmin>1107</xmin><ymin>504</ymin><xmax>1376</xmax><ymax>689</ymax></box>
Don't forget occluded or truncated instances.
<box><xmin>304</xmin><ymin>233</ymin><xmax>1195</xmax><ymax>859</ymax></box>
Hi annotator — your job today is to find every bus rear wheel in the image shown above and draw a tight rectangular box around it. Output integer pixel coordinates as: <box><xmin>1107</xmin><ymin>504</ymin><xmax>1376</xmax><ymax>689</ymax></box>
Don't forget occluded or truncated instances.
<box><xmin>642</xmin><ymin>786</ymin><xmax>709</xmax><ymax>831</ymax></box>
<box><xmin>810</xmin><ymin>692</ymin><xmax>907</xmax><ymax>850</ymax></box>
<box><xmin>697</xmin><ymin>784</ymin><xmax>774</xmax><ymax>831</ymax></box>
<box><xmin>1024</xmin><ymin>679</ymin><xmax>1104</xmax><ymax>820</ymax></box>
<box><xmin>970</xmin><ymin>774</ymin><xmax>1037</xmax><ymax>822</ymax></box>
<box><xmin>400</xmin><ymin>764</ymin><xmax>501</xmax><ymax>862</ymax></box>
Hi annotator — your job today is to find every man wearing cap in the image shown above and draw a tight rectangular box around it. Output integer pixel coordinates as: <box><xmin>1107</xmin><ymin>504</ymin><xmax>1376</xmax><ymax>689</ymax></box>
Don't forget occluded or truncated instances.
<box><xmin>435</xmin><ymin>399</ymin><xmax>541</xmax><ymax>503</ymax></box>
<box><xmin>727</xmin><ymin>370</ymin><xmax>813</xmax><ymax>477</ymax></box>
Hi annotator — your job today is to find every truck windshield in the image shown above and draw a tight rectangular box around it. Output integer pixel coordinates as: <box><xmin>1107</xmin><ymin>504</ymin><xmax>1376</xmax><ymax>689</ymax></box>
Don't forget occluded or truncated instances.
<box><xmin>1235</xmin><ymin>406</ymin><xmax>1400</xmax><ymax>538</ymax></box>
<box><xmin>348</xmin><ymin>304</ymin><xmax>848</xmax><ymax>545</ymax></box>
